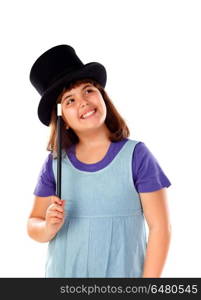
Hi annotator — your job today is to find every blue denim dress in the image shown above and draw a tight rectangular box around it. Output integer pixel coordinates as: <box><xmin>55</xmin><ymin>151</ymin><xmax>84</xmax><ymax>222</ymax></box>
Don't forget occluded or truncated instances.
<box><xmin>45</xmin><ymin>139</ymin><xmax>147</xmax><ymax>277</ymax></box>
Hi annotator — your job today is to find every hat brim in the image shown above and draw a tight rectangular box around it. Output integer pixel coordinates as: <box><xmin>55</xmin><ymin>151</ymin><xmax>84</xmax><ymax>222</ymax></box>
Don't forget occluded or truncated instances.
<box><xmin>38</xmin><ymin>62</ymin><xmax>107</xmax><ymax>126</ymax></box>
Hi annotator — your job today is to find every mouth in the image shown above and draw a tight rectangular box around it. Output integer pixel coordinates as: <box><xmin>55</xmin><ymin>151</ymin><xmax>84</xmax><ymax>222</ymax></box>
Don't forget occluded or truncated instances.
<box><xmin>80</xmin><ymin>108</ymin><xmax>97</xmax><ymax>120</ymax></box>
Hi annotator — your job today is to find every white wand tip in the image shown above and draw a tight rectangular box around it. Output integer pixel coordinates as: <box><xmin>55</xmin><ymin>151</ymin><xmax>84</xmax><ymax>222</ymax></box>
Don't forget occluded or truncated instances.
<box><xmin>57</xmin><ymin>104</ymin><xmax>62</xmax><ymax>116</ymax></box>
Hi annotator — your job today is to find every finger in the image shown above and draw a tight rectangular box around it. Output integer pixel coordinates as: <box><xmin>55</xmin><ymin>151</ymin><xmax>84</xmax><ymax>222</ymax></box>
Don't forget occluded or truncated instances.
<box><xmin>55</xmin><ymin>198</ymin><xmax>66</xmax><ymax>207</ymax></box>
<box><xmin>47</xmin><ymin>210</ymin><xmax>64</xmax><ymax>219</ymax></box>
<box><xmin>52</xmin><ymin>204</ymin><xmax>64</xmax><ymax>213</ymax></box>
<box><xmin>50</xmin><ymin>196</ymin><xmax>62</xmax><ymax>206</ymax></box>
<box><xmin>49</xmin><ymin>211</ymin><xmax>64</xmax><ymax>219</ymax></box>
<box><xmin>50</xmin><ymin>217</ymin><xmax>63</xmax><ymax>224</ymax></box>
<box><xmin>61</xmin><ymin>200</ymin><xmax>66</xmax><ymax>207</ymax></box>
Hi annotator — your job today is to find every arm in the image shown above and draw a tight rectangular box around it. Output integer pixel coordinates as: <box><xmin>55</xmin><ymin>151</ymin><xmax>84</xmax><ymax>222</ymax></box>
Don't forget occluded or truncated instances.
<box><xmin>139</xmin><ymin>188</ymin><xmax>172</xmax><ymax>277</ymax></box>
<box><xmin>27</xmin><ymin>195</ymin><xmax>65</xmax><ymax>243</ymax></box>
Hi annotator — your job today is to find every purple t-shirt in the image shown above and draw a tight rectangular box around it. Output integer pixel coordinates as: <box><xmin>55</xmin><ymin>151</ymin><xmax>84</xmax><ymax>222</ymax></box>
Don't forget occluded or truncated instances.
<box><xmin>33</xmin><ymin>138</ymin><xmax>171</xmax><ymax>196</ymax></box>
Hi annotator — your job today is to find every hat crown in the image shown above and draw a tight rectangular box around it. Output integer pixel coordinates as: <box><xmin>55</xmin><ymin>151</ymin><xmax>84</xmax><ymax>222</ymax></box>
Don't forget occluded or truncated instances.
<box><xmin>29</xmin><ymin>44</ymin><xmax>107</xmax><ymax>126</ymax></box>
<box><xmin>30</xmin><ymin>45</ymin><xmax>83</xmax><ymax>95</ymax></box>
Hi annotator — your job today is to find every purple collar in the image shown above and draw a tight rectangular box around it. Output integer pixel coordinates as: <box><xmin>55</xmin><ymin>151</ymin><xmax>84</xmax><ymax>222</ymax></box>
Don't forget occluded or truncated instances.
<box><xmin>66</xmin><ymin>138</ymin><xmax>128</xmax><ymax>172</ymax></box>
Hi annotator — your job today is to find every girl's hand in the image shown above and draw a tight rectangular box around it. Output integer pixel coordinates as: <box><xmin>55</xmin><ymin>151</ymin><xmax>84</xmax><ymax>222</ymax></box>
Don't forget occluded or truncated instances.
<box><xmin>45</xmin><ymin>196</ymin><xmax>66</xmax><ymax>238</ymax></box>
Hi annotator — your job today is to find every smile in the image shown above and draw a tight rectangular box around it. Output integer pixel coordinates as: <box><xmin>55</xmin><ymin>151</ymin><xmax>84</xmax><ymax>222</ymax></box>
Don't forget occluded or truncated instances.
<box><xmin>81</xmin><ymin>109</ymin><xmax>97</xmax><ymax>119</ymax></box>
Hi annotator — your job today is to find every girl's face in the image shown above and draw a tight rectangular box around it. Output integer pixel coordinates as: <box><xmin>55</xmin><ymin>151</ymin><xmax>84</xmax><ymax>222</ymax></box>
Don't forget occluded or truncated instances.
<box><xmin>61</xmin><ymin>82</ymin><xmax>107</xmax><ymax>134</ymax></box>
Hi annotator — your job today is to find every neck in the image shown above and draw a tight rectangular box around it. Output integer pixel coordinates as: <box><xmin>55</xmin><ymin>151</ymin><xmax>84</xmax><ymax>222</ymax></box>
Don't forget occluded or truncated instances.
<box><xmin>76</xmin><ymin>124</ymin><xmax>111</xmax><ymax>148</ymax></box>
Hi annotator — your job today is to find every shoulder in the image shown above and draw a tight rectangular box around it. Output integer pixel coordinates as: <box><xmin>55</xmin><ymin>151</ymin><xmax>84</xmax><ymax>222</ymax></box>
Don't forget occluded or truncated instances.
<box><xmin>125</xmin><ymin>138</ymin><xmax>144</xmax><ymax>151</ymax></box>
<box><xmin>131</xmin><ymin>139</ymin><xmax>161</xmax><ymax>173</ymax></box>
<box><xmin>42</xmin><ymin>152</ymin><xmax>54</xmax><ymax>170</ymax></box>
<box><xmin>130</xmin><ymin>140</ymin><xmax>172</xmax><ymax>192</ymax></box>
<box><xmin>127</xmin><ymin>139</ymin><xmax>156</xmax><ymax>160</ymax></box>
<box><xmin>33</xmin><ymin>152</ymin><xmax>56</xmax><ymax>196</ymax></box>
<box><xmin>34</xmin><ymin>152</ymin><xmax>55</xmax><ymax>184</ymax></box>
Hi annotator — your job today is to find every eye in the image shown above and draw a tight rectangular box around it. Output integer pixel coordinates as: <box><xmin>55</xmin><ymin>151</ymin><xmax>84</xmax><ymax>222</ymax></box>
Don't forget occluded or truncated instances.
<box><xmin>66</xmin><ymin>98</ymin><xmax>74</xmax><ymax>105</ymax></box>
<box><xmin>64</xmin><ymin>88</ymin><xmax>94</xmax><ymax>105</ymax></box>
<box><xmin>85</xmin><ymin>89</ymin><xmax>93</xmax><ymax>94</ymax></box>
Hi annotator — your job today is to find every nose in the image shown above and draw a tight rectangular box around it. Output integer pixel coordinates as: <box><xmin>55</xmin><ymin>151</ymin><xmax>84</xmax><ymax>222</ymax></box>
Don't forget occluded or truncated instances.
<box><xmin>80</xmin><ymin>98</ymin><xmax>89</xmax><ymax>108</ymax></box>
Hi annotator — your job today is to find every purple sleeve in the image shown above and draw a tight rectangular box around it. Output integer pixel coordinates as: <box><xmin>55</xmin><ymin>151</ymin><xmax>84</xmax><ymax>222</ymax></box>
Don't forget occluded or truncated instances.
<box><xmin>33</xmin><ymin>153</ymin><xmax>56</xmax><ymax>197</ymax></box>
<box><xmin>132</xmin><ymin>142</ymin><xmax>172</xmax><ymax>193</ymax></box>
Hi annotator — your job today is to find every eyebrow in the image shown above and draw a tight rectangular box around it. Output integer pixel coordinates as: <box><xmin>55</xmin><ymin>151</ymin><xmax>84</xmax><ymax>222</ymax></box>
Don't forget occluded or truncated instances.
<box><xmin>62</xmin><ymin>84</ymin><xmax>93</xmax><ymax>102</ymax></box>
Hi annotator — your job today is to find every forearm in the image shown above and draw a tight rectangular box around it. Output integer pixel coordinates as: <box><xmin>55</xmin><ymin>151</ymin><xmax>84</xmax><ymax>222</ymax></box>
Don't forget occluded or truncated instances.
<box><xmin>27</xmin><ymin>217</ymin><xmax>56</xmax><ymax>243</ymax></box>
<box><xmin>142</xmin><ymin>227</ymin><xmax>171</xmax><ymax>278</ymax></box>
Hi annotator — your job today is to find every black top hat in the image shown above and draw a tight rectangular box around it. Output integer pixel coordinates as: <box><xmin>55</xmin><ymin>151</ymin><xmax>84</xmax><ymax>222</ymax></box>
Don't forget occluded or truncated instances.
<box><xmin>29</xmin><ymin>44</ymin><xmax>107</xmax><ymax>126</ymax></box>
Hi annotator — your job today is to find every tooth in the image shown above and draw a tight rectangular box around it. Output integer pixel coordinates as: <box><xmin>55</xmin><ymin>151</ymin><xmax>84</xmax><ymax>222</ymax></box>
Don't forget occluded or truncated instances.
<box><xmin>82</xmin><ymin>110</ymin><xmax>95</xmax><ymax>118</ymax></box>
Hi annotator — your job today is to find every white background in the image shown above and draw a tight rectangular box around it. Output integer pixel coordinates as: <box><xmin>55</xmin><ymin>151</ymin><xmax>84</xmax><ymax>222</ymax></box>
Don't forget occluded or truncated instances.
<box><xmin>0</xmin><ymin>0</ymin><xmax>200</xmax><ymax>277</ymax></box>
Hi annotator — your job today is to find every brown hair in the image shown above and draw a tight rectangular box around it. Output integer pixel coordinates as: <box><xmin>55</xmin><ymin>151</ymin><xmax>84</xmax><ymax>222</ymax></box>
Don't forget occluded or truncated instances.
<box><xmin>47</xmin><ymin>78</ymin><xmax>130</xmax><ymax>158</ymax></box>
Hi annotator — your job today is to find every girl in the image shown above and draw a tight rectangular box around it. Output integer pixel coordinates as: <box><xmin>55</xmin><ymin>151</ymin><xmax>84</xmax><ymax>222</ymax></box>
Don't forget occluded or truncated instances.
<box><xmin>27</xmin><ymin>45</ymin><xmax>172</xmax><ymax>278</ymax></box>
